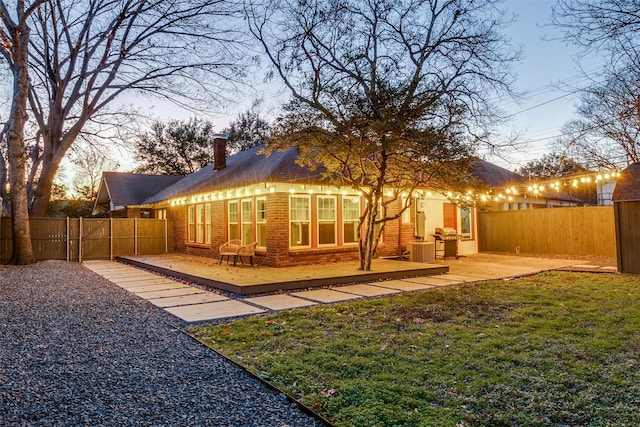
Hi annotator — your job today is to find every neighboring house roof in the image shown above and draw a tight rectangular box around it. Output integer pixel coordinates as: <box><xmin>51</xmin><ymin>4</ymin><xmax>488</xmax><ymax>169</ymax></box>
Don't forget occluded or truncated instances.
<box><xmin>469</xmin><ymin>159</ymin><xmax>525</xmax><ymax>187</ymax></box>
<box><xmin>612</xmin><ymin>162</ymin><xmax>640</xmax><ymax>202</ymax></box>
<box><xmin>93</xmin><ymin>172</ymin><xmax>183</xmax><ymax>213</ymax></box>
<box><xmin>144</xmin><ymin>145</ymin><xmax>325</xmax><ymax>203</ymax></box>
<box><xmin>469</xmin><ymin>159</ymin><xmax>581</xmax><ymax>203</ymax></box>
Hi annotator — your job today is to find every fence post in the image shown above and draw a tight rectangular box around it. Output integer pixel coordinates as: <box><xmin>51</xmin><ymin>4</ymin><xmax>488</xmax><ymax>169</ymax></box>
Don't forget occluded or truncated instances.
<box><xmin>66</xmin><ymin>217</ymin><xmax>70</xmax><ymax>262</ymax></box>
<box><xmin>164</xmin><ymin>218</ymin><xmax>168</xmax><ymax>254</ymax></box>
<box><xmin>110</xmin><ymin>217</ymin><xmax>113</xmax><ymax>261</ymax></box>
<box><xmin>79</xmin><ymin>217</ymin><xmax>83</xmax><ymax>263</ymax></box>
<box><xmin>134</xmin><ymin>217</ymin><xmax>138</xmax><ymax>255</ymax></box>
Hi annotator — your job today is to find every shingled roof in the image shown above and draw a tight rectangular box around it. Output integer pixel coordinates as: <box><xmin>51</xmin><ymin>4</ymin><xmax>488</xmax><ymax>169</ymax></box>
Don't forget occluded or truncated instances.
<box><xmin>612</xmin><ymin>162</ymin><xmax>640</xmax><ymax>202</ymax></box>
<box><xmin>468</xmin><ymin>159</ymin><xmax>526</xmax><ymax>187</ymax></box>
<box><xmin>144</xmin><ymin>145</ymin><xmax>325</xmax><ymax>203</ymax></box>
<box><xmin>93</xmin><ymin>172</ymin><xmax>183</xmax><ymax>213</ymax></box>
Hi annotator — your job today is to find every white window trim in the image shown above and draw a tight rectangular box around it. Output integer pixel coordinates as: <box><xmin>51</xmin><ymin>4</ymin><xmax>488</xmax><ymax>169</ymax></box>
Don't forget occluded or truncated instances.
<box><xmin>317</xmin><ymin>195</ymin><xmax>337</xmax><ymax>246</ymax></box>
<box><xmin>289</xmin><ymin>195</ymin><xmax>311</xmax><ymax>248</ymax></box>
<box><xmin>342</xmin><ymin>197</ymin><xmax>361</xmax><ymax>245</ymax></box>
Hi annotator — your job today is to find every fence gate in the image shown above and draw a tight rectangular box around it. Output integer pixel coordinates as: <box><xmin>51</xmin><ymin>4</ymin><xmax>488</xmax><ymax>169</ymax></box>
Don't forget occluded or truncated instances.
<box><xmin>0</xmin><ymin>217</ymin><xmax>174</xmax><ymax>262</ymax></box>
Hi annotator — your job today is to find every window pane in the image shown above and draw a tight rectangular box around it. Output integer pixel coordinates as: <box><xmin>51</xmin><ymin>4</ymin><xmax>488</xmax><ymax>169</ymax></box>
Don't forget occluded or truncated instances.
<box><xmin>205</xmin><ymin>204</ymin><xmax>212</xmax><ymax>244</ymax></box>
<box><xmin>188</xmin><ymin>206</ymin><xmax>195</xmax><ymax>242</ymax></box>
<box><xmin>242</xmin><ymin>200</ymin><xmax>253</xmax><ymax>244</ymax></box>
<box><xmin>196</xmin><ymin>204</ymin><xmax>204</xmax><ymax>243</ymax></box>
<box><xmin>461</xmin><ymin>207</ymin><xmax>472</xmax><ymax>238</ymax></box>
<box><xmin>319</xmin><ymin>223</ymin><xmax>336</xmax><ymax>245</ymax></box>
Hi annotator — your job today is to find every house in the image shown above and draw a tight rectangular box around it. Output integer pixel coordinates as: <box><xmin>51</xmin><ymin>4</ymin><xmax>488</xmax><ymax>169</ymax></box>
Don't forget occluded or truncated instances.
<box><xmin>93</xmin><ymin>172</ymin><xmax>183</xmax><ymax>217</ymax></box>
<box><xmin>94</xmin><ymin>138</ymin><xmax>489</xmax><ymax>266</ymax></box>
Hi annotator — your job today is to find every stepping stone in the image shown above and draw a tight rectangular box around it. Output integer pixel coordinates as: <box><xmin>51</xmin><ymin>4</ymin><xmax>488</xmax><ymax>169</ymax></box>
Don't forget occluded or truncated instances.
<box><xmin>373</xmin><ymin>279</ymin><xmax>435</xmax><ymax>291</ymax></box>
<box><xmin>336</xmin><ymin>284</ymin><xmax>401</xmax><ymax>297</ymax></box>
<box><xmin>246</xmin><ymin>294</ymin><xmax>316</xmax><ymax>311</ymax></box>
<box><xmin>106</xmin><ymin>276</ymin><xmax>168</xmax><ymax>284</ymax></box>
<box><xmin>122</xmin><ymin>282</ymin><xmax>190</xmax><ymax>292</ymax></box>
<box><xmin>403</xmin><ymin>276</ymin><xmax>463</xmax><ymax>286</ymax></box>
<box><xmin>165</xmin><ymin>300</ymin><xmax>265</xmax><ymax>322</ymax></box>
<box><xmin>134</xmin><ymin>287</ymin><xmax>206</xmax><ymax>299</ymax></box>
<box><xmin>291</xmin><ymin>289</ymin><xmax>362</xmax><ymax>303</ymax></box>
<box><xmin>150</xmin><ymin>292</ymin><xmax>228</xmax><ymax>308</ymax></box>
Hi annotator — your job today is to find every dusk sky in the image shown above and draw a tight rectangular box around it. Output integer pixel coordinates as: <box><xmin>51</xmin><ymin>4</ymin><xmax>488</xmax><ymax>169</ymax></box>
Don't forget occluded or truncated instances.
<box><xmin>122</xmin><ymin>0</ymin><xmax>603</xmax><ymax>174</ymax></box>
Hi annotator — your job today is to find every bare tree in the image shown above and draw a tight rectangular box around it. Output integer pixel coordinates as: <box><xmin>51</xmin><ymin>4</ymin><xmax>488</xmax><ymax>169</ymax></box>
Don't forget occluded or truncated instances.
<box><xmin>0</xmin><ymin>0</ymin><xmax>44</xmax><ymax>264</ymax></box>
<box><xmin>70</xmin><ymin>145</ymin><xmax>118</xmax><ymax>201</ymax></box>
<box><xmin>553</xmin><ymin>0</ymin><xmax>640</xmax><ymax>168</ymax></box>
<box><xmin>223</xmin><ymin>99</ymin><xmax>271</xmax><ymax>153</ymax></box>
<box><xmin>1</xmin><ymin>0</ymin><xmax>250</xmax><ymax>263</ymax></box>
<box><xmin>247</xmin><ymin>0</ymin><xmax>519</xmax><ymax>270</ymax></box>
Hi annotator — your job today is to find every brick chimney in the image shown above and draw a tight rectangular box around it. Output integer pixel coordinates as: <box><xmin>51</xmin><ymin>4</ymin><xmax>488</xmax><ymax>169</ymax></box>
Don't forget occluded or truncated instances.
<box><xmin>213</xmin><ymin>134</ymin><xmax>227</xmax><ymax>171</ymax></box>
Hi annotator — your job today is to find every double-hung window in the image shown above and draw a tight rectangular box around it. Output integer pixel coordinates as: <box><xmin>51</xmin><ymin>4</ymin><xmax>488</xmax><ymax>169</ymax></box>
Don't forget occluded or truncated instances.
<box><xmin>317</xmin><ymin>196</ymin><xmax>337</xmax><ymax>245</ymax></box>
<box><xmin>188</xmin><ymin>203</ymin><xmax>211</xmax><ymax>244</ymax></box>
<box><xmin>256</xmin><ymin>198</ymin><xmax>267</xmax><ymax>248</ymax></box>
<box><xmin>290</xmin><ymin>196</ymin><xmax>310</xmax><ymax>247</ymax></box>
<box><xmin>241</xmin><ymin>199</ymin><xmax>253</xmax><ymax>244</ymax></box>
<box><xmin>342</xmin><ymin>197</ymin><xmax>360</xmax><ymax>244</ymax></box>
<box><xmin>228</xmin><ymin>201</ymin><xmax>239</xmax><ymax>240</ymax></box>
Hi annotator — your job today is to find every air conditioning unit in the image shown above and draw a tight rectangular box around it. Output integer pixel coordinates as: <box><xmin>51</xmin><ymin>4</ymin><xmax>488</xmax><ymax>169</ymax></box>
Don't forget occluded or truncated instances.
<box><xmin>408</xmin><ymin>241</ymin><xmax>435</xmax><ymax>263</ymax></box>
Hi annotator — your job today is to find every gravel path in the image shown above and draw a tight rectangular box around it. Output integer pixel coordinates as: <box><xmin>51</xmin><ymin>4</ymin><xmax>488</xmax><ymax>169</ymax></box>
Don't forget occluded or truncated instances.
<box><xmin>0</xmin><ymin>260</ymin><xmax>327</xmax><ymax>427</ymax></box>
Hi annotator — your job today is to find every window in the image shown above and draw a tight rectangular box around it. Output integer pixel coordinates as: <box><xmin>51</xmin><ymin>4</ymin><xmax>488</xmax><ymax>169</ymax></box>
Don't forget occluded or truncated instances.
<box><xmin>373</xmin><ymin>200</ymin><xmax>384</xmax><ymax>243</ymax></box>
<box><xmin>460</xmin><ymin>207</ymin><xmax>473</xmax><ymax>239</ymax></box>
<box><xmin>228</xmin><ymin>201</ymin><xmax>239</xmax><ymax>240</ymax></box>
<box><xmin>317</xmin><ymin>196</ymin><xmax>336</xmax><ymax>245</ymax></box>
<box><xmin>342</xmin><ymin>197</ymin><xmax>360</xmax><ymax>244</ymax></box>
<box><xmin>401</xmin><ymin>197</ymin><xmax>411</xmax><ymax>223</ymax></box>
<box><xmin>242</xmin><ymin>199</ymin><xmax>253</xmax><ymax>244</ymax></box>
<box><xmin>188</xmin><ymin>205</ymin><xmax>195</xmax><ymax>242</ymax></box>
<box><xmin>156</xmin><ymin>209</ymin><xmax>167</xmax><ymax>220</ymax></box>
<box><xmin>290</xmin><ymin>196</ymin><xmax>310</xmax><ymax>247</ymax></box>
<box><xmin>196</xmin><ymin>204</ymin><xmax>205</xmax><ymax>243</ymax></box>
<box><xmin>256</xmin><ymin>198</ymin><xmax>267</xmax><ymax>248</ymax></box>
<box><xmin>205</xmin><ymin>204</ymin><xmax>212</xmax><ymax>244</ymax></box>
<box><xmin>188</xmin><ymin>203</ymin><xmax>211</xmax><ymax>244</ymax></box>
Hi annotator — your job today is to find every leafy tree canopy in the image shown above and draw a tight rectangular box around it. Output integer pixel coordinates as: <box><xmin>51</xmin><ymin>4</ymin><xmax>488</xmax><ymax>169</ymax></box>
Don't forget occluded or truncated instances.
<box><xmin>134</xmin><ymin>118</ymin><xmax>217</xmax><ymax>175</ymax></box>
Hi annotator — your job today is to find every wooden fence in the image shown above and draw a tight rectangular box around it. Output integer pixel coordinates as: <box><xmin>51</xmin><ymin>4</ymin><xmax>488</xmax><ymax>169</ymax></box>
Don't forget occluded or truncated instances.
<box><xmin>0</xmin><ymin>217</ymin><xmax>174</xmax><ymax>262</ymax></box>
<box><xmin>478</xmin><ymin>206</ymin><xmax>616</xmax><ymax>257</ymax></box>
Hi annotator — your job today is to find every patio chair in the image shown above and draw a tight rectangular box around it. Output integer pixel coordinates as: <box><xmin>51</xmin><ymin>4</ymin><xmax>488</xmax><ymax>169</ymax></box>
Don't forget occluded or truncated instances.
<box><xmin>219</xmin><ymin>240</ymin><xmax>257</xmax><ymax>266</ymax></box>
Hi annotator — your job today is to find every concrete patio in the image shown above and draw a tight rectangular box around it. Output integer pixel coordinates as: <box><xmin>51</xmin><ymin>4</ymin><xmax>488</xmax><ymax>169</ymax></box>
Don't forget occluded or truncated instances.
<box><xmin>84</xmin><ymin>253</ymin><xmax>590</xmax><ymax>323</ymax></box>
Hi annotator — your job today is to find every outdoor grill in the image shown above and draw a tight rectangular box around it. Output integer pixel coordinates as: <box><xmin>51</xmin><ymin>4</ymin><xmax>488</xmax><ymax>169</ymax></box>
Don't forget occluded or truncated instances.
<box><xmin>433</xmin><ymin>227</ymin><xmax>461</xmax><ymax>259</ymax></box>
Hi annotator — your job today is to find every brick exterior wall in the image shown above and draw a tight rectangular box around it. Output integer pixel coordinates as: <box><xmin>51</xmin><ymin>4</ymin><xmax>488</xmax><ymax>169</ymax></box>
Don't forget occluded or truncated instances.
<box><xmin>164</xmin><ymin>193</ymin><xmax>421</xmax><ymax>267</ymax></box>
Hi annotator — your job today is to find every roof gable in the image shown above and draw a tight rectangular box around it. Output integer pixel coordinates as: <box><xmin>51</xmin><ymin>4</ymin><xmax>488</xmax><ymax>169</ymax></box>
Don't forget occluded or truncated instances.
<box><xmin>95</xmin><ymin>172</ymin><xmax>183</xmax><ymax>210</ymax></box>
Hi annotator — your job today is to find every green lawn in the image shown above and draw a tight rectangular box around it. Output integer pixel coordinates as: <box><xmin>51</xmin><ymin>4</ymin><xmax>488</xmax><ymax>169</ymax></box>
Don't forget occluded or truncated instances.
<box><xmin>191</xmin><ymin>272</ymin><xmax>640</xmax><ymax>426</ymax></box>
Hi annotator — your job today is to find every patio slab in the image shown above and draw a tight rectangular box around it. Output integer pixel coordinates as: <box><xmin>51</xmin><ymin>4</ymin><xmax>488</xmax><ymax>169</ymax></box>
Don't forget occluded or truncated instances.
<box><xmin>122</xmin><ymin>282</ymin><xmax>191</xmax><ymax>293</ymax></box>
<box><xmin>134</xmin><ymin>287</ymin><xmax>206</xmax><ymax>299</ymax></box>
<box><xmin>372</xmin><ymin>279</ymin><xmax>435</xmax><ymax>291</ymax></box>
<box><xmin>291</xmin><ymin>289</ymin><xmax>363</xmax><ymax>303</ymax></box>
<box><xmin>336</xmin><ymin>284</ymin><xmax>402</xmax><ymax>297</ymax></box>
<box><xmin>245</xmin><ymin>294</ymin><xmax>317</xmax><ymax>311</ymax></box>
<box><xmin>403</xmin><ymin>276</ymin><xmax>463</xmax><ymax>286</ymax></box>
<box><xmin>165</xmin><ymin>300</ymin><xmax>266</xmax><ymax>322</ymax></box>
<box><xmin>149</xmin><ymin>292</ymin><xmax>229</xmax><ymax>308</ymax></box>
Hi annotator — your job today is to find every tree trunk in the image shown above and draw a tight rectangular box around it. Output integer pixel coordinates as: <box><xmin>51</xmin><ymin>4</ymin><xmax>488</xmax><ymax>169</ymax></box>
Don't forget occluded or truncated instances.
<box><xmin>6</xmin><ymin>22</ymin><xmax>37</xmax><ymax>265</ymax></box>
